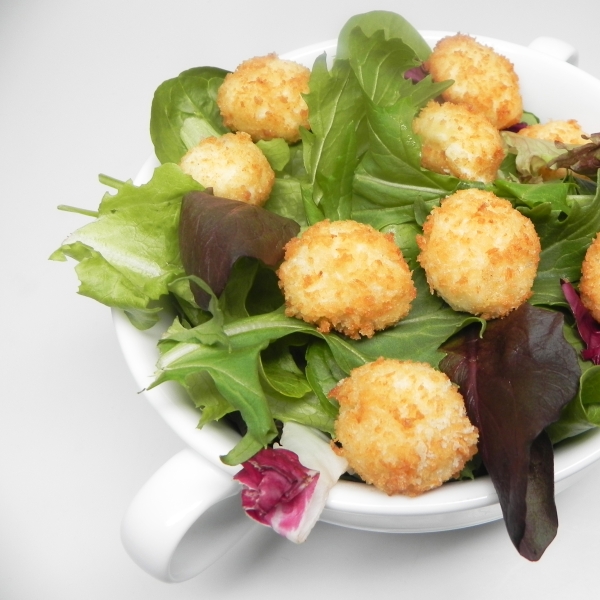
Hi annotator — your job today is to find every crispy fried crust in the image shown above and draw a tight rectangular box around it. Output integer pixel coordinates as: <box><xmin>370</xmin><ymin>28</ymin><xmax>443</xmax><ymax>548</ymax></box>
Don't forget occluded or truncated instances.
<box><xmin>580</xmin><ymin>233</ymin><xmax>600</xmax><ymax>322</ymax></box>
<box><xmin>417</xmin><ymin>189</ymin><xmax>541</xmax><ymax>319</ymax></box>
<box><xmin>277</xmin><ymin>220</ymin><xmax>416</xmax><ymax>339</ymax></box>
<box><xmin>518</xmin><ymin>119</ymin><xmax>589</xmax><ymax>145</ymax></box>
<box><xmin>426</xmin><ymin>34</ymin><xmax>522</xmax><ymax>130</ymax></box>
<box><xmin>330</xmin><ymin>358</ymin><xmax>478</xmax><ymax>496</ymax></box>
<box><xmin>217</xmin><ymin>53</ymin><xmax>310</xmax><ymax>143</ymax></box>
<box><xmin>413</xmin><ymin>100</ymin><xmax>505</xmax><ymax>183</ymax></box>
<box><xmin>179</xmin><ymin>132</ymin><xmax>274</xmax><ymax>205</ymax></box>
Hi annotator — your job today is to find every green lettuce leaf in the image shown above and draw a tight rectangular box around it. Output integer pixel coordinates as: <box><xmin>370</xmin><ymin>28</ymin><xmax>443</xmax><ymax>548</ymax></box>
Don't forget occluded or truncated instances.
<box><xmin>50</xmin><ymin>164</ymin><xmax>202</xmax><ymax>328</ymax></box>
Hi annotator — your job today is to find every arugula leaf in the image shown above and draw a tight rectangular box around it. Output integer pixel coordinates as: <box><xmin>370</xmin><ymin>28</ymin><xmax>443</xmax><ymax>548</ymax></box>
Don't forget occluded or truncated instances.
<box><xmin>302</xmin><ymin>54</ymin><xmax>364</xmax><ymax>221</ymax></box>
<box><xmin>50</xmin><ymin>164</ymin><xmax>202</xmax><ymax>328</ymax></box>
<box><xmin>151</xmin><ymin>308</ymin><xmax>368</xmax><ymax>463</ymax></box>
<box><xmin>150</xmin><ymin>66</ymin><xmax>230</xmax><ymax>164</ymax></box>
<box><xmin>354</xmin><ymin>97</ymin><xmax>459</xmax><ymax>208</ymax></box>
<box><xmin>526</xmin><ymin>185</ymin><xmax>600</xmax><ymax>306</ymax></box>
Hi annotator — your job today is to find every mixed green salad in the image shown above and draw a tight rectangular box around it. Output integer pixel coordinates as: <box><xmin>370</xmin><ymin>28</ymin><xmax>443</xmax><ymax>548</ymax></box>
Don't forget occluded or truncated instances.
<box><xmin>52</xmin><ymin>11</ymin><xmax>600</xmax><ymax>560</ymax></box>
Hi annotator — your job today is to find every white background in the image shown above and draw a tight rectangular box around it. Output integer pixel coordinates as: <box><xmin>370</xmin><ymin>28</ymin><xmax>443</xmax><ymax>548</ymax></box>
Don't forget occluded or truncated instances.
<box><xmin>2</xmin><ymin>0</ymin><xmax>600</xmax><ymax>598</ymax></box>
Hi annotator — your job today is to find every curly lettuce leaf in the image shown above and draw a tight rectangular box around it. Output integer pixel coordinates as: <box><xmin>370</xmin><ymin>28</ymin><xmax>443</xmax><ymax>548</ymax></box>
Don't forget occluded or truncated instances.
<box><xmin>50</xmin><ymin>164</ymin><xmax>202</xmax><ymax>328</ymax></box>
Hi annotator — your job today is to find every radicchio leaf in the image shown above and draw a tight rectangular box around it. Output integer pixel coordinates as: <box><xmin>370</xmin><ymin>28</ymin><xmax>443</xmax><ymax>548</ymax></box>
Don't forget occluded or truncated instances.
<box><xmin>233</xmin><ymin>448</ymin><xmax>320</xmax><ymax>540</ymax></box>
<box><xmin>179</xmin><ymin>190</ymin><xmax>300</xmax><ymax>309</ymax></box>
<box><xmin>561</xmin><ymin>279</ymin><xmax>600</xmax><ymax>364</ymax></box>
<box><xmin>234</xmin><ymin>423</ymin><xmax>348</xmax><ymax>543</ymax></box>
<box><xmin>440</xmin><ymin>304</ymin><xmax>580</xmax><ymax>560</ymax></box>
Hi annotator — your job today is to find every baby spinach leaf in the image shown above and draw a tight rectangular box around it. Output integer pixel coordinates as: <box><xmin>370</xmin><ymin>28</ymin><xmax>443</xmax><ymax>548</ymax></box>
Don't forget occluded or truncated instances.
<box><xmin>347</xmin><ymin>28</ymin><xmax>452</xmax><ymax>108</ymax></box>
<box><xmin>336</xmin><ymin>10</ymin><xmax>431</xmax><ymax>62</ymax></box>
<box><xmin>150</xmin><ymin>66</ymin><xmax>230</xmax><ymax>164</ymax></box>
<box><xmin>440</xmin><ymin>304</ymin><xmax>580</xmax><ymax>560</ymax></box>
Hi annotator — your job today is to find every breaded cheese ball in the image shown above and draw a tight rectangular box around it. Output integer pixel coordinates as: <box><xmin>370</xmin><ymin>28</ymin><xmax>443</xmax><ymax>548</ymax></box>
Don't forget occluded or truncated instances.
<box><xmin>417</xmin><ymin>189</ymin><xmax>541</xmax><ymax>319</ymax></box>
<box><xmin>426</xmin><ymin>34</ymin><xmax>523</xmax><ymax>130</ymax></box>
<box><xmin>217</xmin><ymin>53</ymin><xmax>310</xmax><ymax>143</ymax></box>
<box><xmin>518</xmin><ymin>119</ymin><xmax>589</xmax><ymax>145</ymax></box>
<box><xmin>277</xmin><ymin>220</ymin><xmax>416</xmax><ymax>339</ymax></box>
<box><xmin>179</xmin><ymin>132</ymin><xmax>275</xmax><ymax>206</ymax></box>
<box><xmin>413</xmin><ymin>100</ymin><xmax>505</xmax><ymax>183</ymax></box>
<box><xmin>579</xmin><ymin>233</ymin><xmax>600</xmax><ymax>322</ymax></box>
<box><xmin>329</xmin><ymin>358</ymin><xmax>478</xmax><ymax>496</ymax></box>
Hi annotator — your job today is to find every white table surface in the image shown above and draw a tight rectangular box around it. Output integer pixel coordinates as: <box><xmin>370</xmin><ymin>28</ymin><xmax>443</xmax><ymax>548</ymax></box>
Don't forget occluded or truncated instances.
<box><xmin>2</xmin><ymin>0</ymin><xmax>600</xmax><ymax>597</ymax></box>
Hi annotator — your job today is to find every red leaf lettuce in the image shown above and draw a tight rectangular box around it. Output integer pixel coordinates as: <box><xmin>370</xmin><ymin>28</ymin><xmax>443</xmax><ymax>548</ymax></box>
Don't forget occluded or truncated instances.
<box><xmin>179</xmin><ymin>190</ymin><xmax>300</xmax><ymax>309</ymax></box>
<box><xmin>440</xmin><ymin>304</ymin><xmax>580</xmax><ymax>560</ymax></box>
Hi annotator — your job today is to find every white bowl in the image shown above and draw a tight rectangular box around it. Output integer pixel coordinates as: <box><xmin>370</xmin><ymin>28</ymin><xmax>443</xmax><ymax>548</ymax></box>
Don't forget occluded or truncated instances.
<box><xmin>115</xmin><ymin>32</ymin><xmax>600</xmax><ymax>537</ymax></box>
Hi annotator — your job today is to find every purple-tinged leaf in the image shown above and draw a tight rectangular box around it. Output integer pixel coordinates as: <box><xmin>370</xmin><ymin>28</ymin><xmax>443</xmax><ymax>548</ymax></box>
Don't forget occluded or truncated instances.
<box><xmin>548</xmin><ymin>133</ymin><xmax>600</xmax><ymax>176</ymax></box>
<box><xmin>234</xmin><ymin>448</ymin><xmax>320</xmax><ymax>539</ymax></box>
<box><xmin>505</xmin><ymin>122</ymin><xmax>529</xmax><ymax>133</ymax></box>
<box><xmin>440</xmin><ymin>304</ymin><xmax>580</xmax><ymax>560</ymax></box>
<box><xmin>404</xmin><ymin>64</ymin><xmax>427</xmax><ymax>84</ymax></box>
<box><xmin>179</xmin><ymin>190</ymin><xmax>300</xmax><ymax>309</ymax></box>
<box><xmin>561</xmin><ymin>279</ymin><xmax>600</xmax><ymax>364</ymax></box>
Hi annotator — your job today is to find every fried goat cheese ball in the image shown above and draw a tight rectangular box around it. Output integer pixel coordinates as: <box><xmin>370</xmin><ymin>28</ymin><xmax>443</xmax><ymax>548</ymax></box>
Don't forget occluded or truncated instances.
<box><xmin>413</xmin><ymin>100</ymin><xmax>505</xmax><ymax>183</ymax></box>
<box><xmin>329</xmin><ymin>358</ymin><xmax>478</xmax><ymax>496</ymax></box>
<box><xmin>426</xmin><ymin>34</ymin><xmax>523</xmax><ymax>130</ymax></box>
<box><xmin>579</xmin><ymin>233</ymin><xmax>600</xmax><ymax>322</ymax></box>
<box><xmin>417</xmin><ymin>189</ymin><xmax>541</xmax><ymax>319</ymax></box>
<box><xmin>518</xmin><ymin>119</ymin><xmax>589</xmax><ymax>145</ymax></box>
<box><xmin>518</xmin><ymin>119</ymin><xmax>590</xmax><ymax>180</ymax></box>
<box><xmin>179</xmin><ymin>132</ymin><xmax>275</xmax><ymax>206</ymax></box>
<box><xmin>217</xmin><ymin>53</ymin><xmax>311</xmax><ymax>143</ymax></box>
<box><xmin>277</xmin><ymin>220</ymin><xmax>416</xmax><ymax>339</ymax></box>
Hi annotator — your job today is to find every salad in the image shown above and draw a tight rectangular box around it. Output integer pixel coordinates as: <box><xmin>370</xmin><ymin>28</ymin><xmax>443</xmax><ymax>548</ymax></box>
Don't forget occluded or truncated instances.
<box><xmin>51</xmin><ymin>11</ymin><xmax>600</xmax><ymax>561</ymax></box>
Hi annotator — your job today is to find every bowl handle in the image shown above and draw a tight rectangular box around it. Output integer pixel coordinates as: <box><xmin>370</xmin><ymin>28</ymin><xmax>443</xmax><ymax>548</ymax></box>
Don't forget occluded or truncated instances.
<box><xmin>528</xmin><ymin>37</ymin><xmax>578</xmax><ymax>66</ymax></box>
<box><xmin>121</xmin><ymin>449</ymin><xmax>254</xmax><ymax>582</ymax></box>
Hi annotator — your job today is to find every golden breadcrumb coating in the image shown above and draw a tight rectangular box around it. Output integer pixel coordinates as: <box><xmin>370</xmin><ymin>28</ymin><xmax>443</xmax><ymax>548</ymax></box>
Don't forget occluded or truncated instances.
<box><xmin>179</xmin><ymin>132</ymin><xmax>275</xmax><ymax>206</ymax></box>
<box><xmin>277</xmin><ymin>220</ymin><xmax>416</xmax><ymax>339</ymax></box>
<box><xmin>426</xmin><ymin>34</ymin><xmax>523</xmax><ymax>130</ymax></box>
<box><xmin>580</xmin><ymin>233</ymin><xmax>600</xmax><ymax>322</ymax></box>
<box><xmin>519</xmin><ymin>119</ymin><xmax>590</xmax><ymax>180</ymax></box>
<box><xmin>518</xmin><ymin>119</ymin><xmax>589</xmax><ymax>145</ymax></box>
<box><xmin>217</xmin><ymin>53</ymin><xmax>310</xmax><ymax>143</ymax></box>
<box><xmin>330</xmin><ymin>358</ymin><xmax>478</xmax><ymax>496</ymax></box>
<box><xmin>413</xmin><ymin>100</ymin><xmax>505</xmax><ymax>183</ymax></box>
<box><xmin>417</xmin><ymin>189</ymin><xmax>541</xmax><ymax>319</ymax></box>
